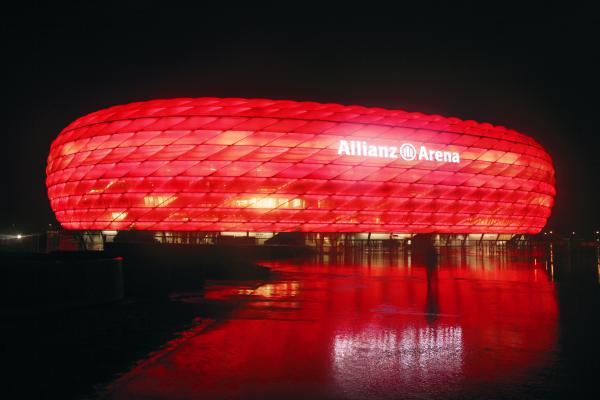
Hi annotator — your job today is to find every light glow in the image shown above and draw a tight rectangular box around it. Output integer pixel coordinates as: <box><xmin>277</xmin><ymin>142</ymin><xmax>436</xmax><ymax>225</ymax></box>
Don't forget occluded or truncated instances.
<box><xmin>46</xmin><ymin>97</ymin><xmax>556</xmax><ymax>233</ymax></box>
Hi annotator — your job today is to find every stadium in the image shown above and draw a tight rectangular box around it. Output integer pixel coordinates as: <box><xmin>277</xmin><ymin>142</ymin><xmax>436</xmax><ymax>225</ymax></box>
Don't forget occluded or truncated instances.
<box><xmin>46</xmin><ymin>97</ymin><xmax>556</xmax><ymax>245</ymax></box>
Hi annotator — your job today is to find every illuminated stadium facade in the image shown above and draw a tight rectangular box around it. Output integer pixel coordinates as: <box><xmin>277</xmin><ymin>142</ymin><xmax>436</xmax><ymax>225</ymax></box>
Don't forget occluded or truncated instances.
<box><xmin>46</xmin><ymin>97</ymin><xmax>555</xmax><ymax>238</ymax></box>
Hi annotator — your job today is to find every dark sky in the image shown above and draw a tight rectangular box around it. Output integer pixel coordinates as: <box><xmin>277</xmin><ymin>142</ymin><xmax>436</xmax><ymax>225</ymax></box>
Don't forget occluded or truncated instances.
<box><xmin>2</xmin><ymin>3</ymin><xmax>599</xmax><ymax>234</ymax></box>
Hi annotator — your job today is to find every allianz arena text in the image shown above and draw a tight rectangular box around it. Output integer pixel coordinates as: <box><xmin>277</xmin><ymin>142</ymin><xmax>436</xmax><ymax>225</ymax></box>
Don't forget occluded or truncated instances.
<box><xmin>46</xmin><ymin>97</ymin><xmax>556</xmax><ymax>233</ymax></box>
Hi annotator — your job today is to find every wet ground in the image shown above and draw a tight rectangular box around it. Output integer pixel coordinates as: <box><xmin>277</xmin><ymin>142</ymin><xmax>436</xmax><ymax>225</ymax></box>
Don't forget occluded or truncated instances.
<box><xmin>3</xmin><ymin>244</ymin><xmax>600</xmax><ymax>399</ymax></box>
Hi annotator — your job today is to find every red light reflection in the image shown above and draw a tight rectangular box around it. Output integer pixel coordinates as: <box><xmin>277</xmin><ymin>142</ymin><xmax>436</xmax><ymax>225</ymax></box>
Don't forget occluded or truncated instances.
<box><xmin>104</xmin><ymin>250</ymin><xmax>557</xmax><ymax>398</ymax></box>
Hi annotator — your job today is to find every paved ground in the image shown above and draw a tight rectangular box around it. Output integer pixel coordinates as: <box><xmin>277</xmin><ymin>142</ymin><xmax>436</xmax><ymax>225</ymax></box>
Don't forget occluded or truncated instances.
<box><xmin>98</xmin><ymin>248</ymin><xmax>596</xmax><ymax>399</ymax></box>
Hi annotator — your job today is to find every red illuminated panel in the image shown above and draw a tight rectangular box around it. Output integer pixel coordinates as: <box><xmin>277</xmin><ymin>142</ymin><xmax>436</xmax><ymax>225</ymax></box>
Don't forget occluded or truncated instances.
<box><xmin>46</xmin><ymin>97</ymin><xmax>556</xmax><ymax>233</ymax></box>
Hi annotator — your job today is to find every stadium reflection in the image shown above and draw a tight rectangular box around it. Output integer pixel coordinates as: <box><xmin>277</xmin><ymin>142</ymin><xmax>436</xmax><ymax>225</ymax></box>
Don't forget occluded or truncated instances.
<box><xmin>105</xmin><ymin>248</ymin><xmax>558</xmax><ymax>399</ymax></box>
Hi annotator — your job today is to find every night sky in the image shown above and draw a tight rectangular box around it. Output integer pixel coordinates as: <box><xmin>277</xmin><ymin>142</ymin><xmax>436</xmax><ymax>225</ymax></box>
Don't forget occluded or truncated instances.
<box><xmin>2</xmin><ymin>3</ymin><xmax>599</xmax><ymax>235</ymax></box>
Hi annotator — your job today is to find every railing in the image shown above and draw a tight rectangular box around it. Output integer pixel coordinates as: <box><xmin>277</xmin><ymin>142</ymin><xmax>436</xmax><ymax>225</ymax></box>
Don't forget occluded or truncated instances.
<box><xmin>2</xmin><ymin>230</ymin><xmax>590</xmax><ymax>254</ymax></box>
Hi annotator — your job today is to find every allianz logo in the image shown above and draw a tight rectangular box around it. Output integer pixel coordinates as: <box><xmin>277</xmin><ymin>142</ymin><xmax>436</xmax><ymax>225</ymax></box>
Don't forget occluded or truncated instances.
<box><xmin>337</xmin><ymin>139</ymin><xmax>461</xmax><ymax>163</ymax></box>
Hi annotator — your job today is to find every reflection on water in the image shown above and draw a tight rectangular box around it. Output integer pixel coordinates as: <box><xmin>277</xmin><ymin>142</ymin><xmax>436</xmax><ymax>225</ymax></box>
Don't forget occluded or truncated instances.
<box><xmin>597</xmin><ymin>247</ymin><xmax>600</xmax><ymax>285</ymax></box>
<box><xmin>238</xmin><ymin>281</ymin><xmax>301</xmax><ymax>297</ymax></box>
<box><xmin>333</xmin><ymin>325</ymin><xmax>464</xmax><ymax>398</ymax></box>
<box><xmin>103</xmin><ymin>247</ymin><xmax>578</xmax><ymax>399</ymax></box>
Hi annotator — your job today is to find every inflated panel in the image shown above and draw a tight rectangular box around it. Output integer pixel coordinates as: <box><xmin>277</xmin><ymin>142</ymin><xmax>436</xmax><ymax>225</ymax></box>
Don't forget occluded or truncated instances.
<box><xmin>46</xmin><ymin>97</ymin><xmax>555</xmax><ymax>233</ymax></box>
